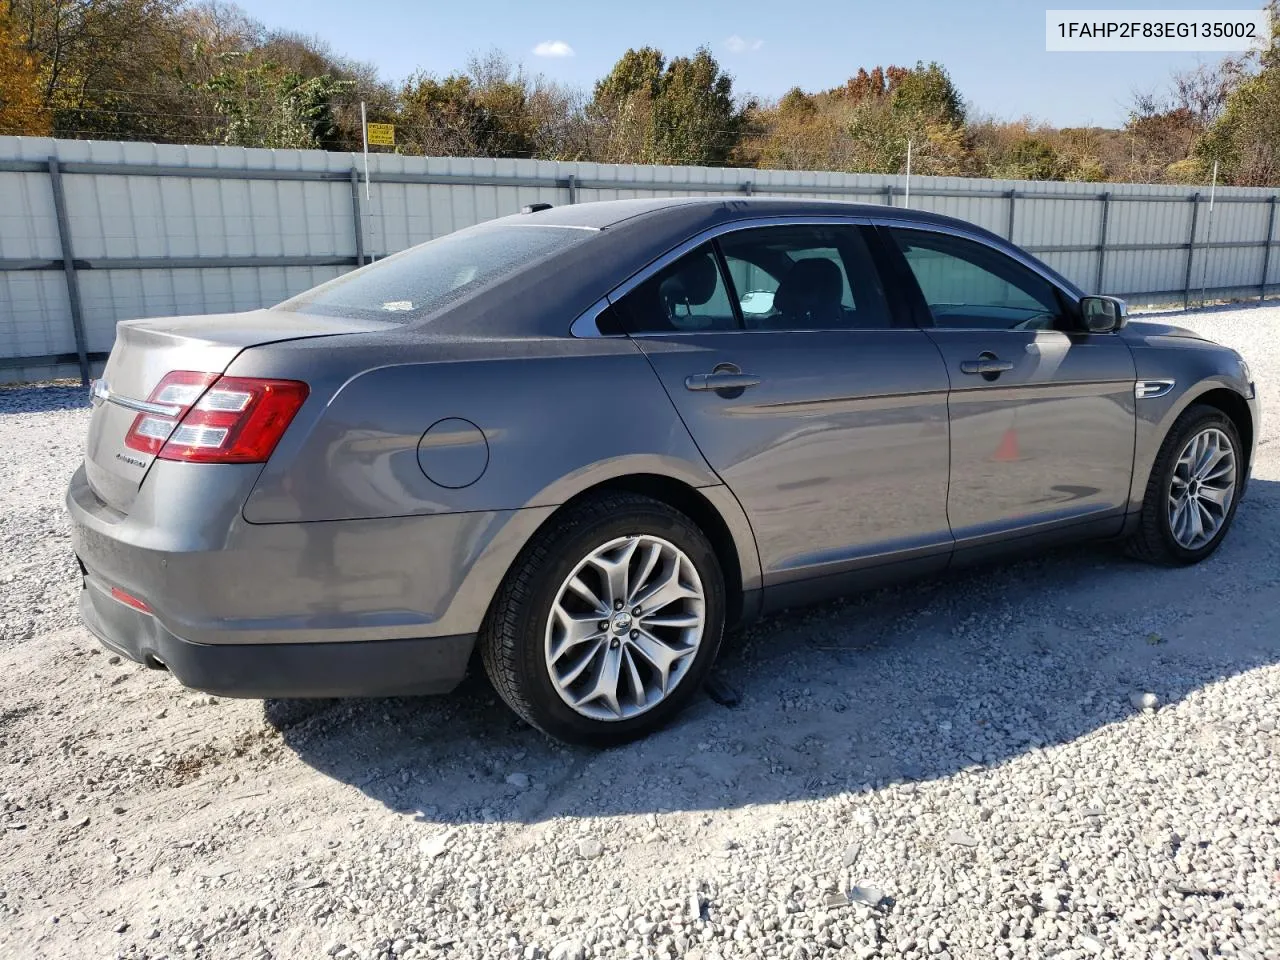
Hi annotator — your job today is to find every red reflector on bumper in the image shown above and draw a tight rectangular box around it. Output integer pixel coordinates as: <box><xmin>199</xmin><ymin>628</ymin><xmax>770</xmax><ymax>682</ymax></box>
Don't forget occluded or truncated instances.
<box><xmin>110</xmin><ymin>586</ymin><xmax>152</xmax><ymax>615</ymax></box>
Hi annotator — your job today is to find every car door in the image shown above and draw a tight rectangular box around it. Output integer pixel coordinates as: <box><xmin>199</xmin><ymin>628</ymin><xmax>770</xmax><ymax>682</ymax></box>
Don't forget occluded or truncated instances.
<box><xmin>608</xmin><ymin>222</ymin><xmax>953</xmax><ymax>600</ymax></box>
<box><xmin>880</xmin><ymin>225</ymin><xmax>1137</xmax><ymax>547</ymax></box>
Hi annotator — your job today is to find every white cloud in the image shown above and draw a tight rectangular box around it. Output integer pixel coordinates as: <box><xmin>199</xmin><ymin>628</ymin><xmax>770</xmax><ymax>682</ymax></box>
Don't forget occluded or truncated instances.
<box><xmin>533</xmin><ymin>40</ymin><xmax>575</xmax><ymax>58</ymax></box>
<box><xmin>725</xmin><ymin>35</ymin><xmax>764</xmax><ymax>53</ymax></box>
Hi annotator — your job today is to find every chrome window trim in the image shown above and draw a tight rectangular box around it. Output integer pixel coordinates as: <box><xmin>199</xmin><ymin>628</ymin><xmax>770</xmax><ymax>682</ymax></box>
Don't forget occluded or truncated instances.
<box><xmin>599</xmin><ymin>325</ymin><xmax>910</xmax><ymax>338</ymax></box>
<box><xmin>585</xmin><ymin>213</ymin><xmax>1083</xmax><ymax>339</ymax></box>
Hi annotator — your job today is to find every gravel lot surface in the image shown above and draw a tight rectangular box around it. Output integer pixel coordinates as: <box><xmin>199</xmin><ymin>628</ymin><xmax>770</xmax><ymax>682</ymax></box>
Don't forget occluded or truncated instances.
<box><xmin>2</xmin><ymin>304</ymin><xmax>1278</xmax><ymax>960</ymax></box>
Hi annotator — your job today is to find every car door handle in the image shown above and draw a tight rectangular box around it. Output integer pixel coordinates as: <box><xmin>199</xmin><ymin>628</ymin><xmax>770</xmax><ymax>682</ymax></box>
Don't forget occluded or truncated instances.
<box><xmin>959</xmin><ymin>358</ymin><xmax>1014</xmax><ymax>376</ymax></box>
<box><xmin>685</xmin><ymin>372</ymin><xmax>762</xmax><ymax>392</ymax></box>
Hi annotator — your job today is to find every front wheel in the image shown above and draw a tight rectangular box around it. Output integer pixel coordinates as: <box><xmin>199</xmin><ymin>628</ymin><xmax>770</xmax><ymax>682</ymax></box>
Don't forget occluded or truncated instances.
<box><xmin>479</xmin><ymin>492</ymin><xmax>725</xmax><ymax>746</ymax></box>
<box><xmin>1127</xmin><ymin>403</ymin><xmax>1244</xmax><ymax>565</ymax></box>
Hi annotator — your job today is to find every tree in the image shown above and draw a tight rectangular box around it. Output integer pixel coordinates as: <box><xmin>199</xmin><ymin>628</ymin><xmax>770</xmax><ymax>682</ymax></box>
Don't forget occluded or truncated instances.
<box><xmin>835</xmin><ymin>62</ymin><xmax>969</xmax><ymax>175</ymax></box>
<box><xmin>396</xmin><ymin>51</ymin><xmax>584</xmax><ymax>160</ymax></box>
<box><xmin>8</xmin><ymin>0</ymin><xmax>192</xmax><ymax>140</ymax></box>
<box><xmin>588</xmin><ymin>46</ymin><xmax>747</xmax><ymax>165</ymax></box>
<box><xmin>887</xmin><ymin>61</ymin><xmax>965</xmax><ymax>126</ymax></box>
<box><xmin>206</xmin><ymin>52</ymin><xmax>351</xmax><ymax>149</ymax></box>
<box><xmin>254</xmin><ymin>31</ymin><xmax>392</xmax><ymax>151</ymax></box>
<box><xmin>588</xmin><ymin>46</ymin><xmax>664</xmax><ymax>163</ymax></box>
<box><xmin>0</xmin><ymin>7</ymin><xmax>49</xmax><ymax>134</ymax></box>
<box><xmin>1196</xmin><ymin>4</ymin><xmax>1280</xmax><ymax>185</ymax></box>
<box><xmin>735</xmin><ymin>88</ymin><xmax>838</xmax><ymax>170</ymax></box>
<box><xmin>651</xmin><ymin>47</ymin><xmax>745</xmax><ymax>165</ymax></box>
<box><xmin>968</xmin><ymin>119</ymin><xmax>1109</xmax><ymax>182</ymax></box>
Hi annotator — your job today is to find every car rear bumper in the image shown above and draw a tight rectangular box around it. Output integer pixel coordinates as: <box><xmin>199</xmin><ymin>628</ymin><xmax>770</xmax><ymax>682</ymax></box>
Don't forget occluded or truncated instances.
<box><xmin>78</xmin><ymin>578</ymin><xmax>474</xmax><ymax>697</ymax></box>
<box><xmin>66</xmin><ymin>460</ymin><xmax>554</xmax><ymax>697</ymax></box>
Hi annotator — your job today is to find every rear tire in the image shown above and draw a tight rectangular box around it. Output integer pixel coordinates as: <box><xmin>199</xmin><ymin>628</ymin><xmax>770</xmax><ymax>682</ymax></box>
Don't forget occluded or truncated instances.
<box><xmin>1126</xmin><ymin>403</ymin><xmax>1243</xmax><ymax>566</ymax></box>
<box><xmin>479</xmin><ymin>492</ymin><xmax>725</xmax><ymax>746</ymax></box>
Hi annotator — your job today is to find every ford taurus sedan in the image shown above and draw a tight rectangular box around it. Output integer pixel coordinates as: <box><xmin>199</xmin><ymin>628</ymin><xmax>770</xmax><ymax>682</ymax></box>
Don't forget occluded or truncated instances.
<box><xmin>68</xmin><ymin>197</ymin><xmax>1258</xmax><ymax>744</ymax></box>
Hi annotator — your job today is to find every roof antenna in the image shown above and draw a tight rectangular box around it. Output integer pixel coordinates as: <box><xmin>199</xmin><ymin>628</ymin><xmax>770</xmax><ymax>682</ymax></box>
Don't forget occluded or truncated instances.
<box><xmin>521</xmin><ymin>203</ymin><xmax>553</xmax><ymax>214</ymax></box>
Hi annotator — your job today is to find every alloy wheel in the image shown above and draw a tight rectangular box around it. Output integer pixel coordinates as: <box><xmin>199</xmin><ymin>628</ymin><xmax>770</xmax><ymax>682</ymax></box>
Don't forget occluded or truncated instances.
<box><xmin>544</xmin><ymin>535</ymin><xmax>706</xmax><ymax>721</ymax></box>
<box><xmin>1167</xmin><ymin>426</ymin><xmax>1237</xmax><ymax>550</ymax></box>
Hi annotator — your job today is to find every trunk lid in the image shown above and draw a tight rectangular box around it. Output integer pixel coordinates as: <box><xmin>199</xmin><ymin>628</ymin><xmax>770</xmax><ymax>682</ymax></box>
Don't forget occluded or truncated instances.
<box><xmin>85</xmin><ymin>309</ymin><xmax>387</xmax><ymax>513</ymax></box>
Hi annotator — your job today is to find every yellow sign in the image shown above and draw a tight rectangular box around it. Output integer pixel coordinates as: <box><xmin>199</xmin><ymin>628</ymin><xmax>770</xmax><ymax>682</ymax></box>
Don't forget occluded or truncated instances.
<box><xmin>366</xmin><ymin>122</ymin><xmax>395</xmax><ymax>147</ymax></box>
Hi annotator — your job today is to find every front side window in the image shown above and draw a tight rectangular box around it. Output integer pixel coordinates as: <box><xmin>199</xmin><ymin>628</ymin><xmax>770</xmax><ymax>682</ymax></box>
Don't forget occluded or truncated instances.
<box><xmin>889</xmin><ymin>228</ymin><xmax>1064</xmax><ymax>331</ymax></box>
<box><xmin>718</xmin><ymin>225</ymin><xmax>891</xmax><ymax>331</ymax></box>
<box><xmin>277</xmin><ymin>223</ymin><xmax>590</xmax><ymax>322</ymax></box>
<box><xmin>611</xmin><ymin>244</ymin><xmax>738</xmax><ymax>334</ymax></box>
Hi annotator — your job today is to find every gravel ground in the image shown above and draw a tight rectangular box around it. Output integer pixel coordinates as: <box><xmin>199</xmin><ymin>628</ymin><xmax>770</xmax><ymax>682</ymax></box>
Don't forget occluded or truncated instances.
<box><xmin>1</xmin><ymin>304</ymin><xmax>1279</xmax><ymax>960</ymax></box>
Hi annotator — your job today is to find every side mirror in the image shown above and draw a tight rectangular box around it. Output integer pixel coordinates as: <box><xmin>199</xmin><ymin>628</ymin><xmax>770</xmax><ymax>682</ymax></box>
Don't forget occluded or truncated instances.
<box><xmin>1079</xmin><ymin>295</ymin><xmax>1127</xmax><ymax>333</ymax></box>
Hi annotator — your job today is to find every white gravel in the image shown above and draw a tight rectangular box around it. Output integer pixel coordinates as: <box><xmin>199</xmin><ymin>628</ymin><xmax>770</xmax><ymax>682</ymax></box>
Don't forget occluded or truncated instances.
<box><xmin>2</xmin><ymin>304</ymin><xmax>1279</xmax><ymax>960</ymax></box>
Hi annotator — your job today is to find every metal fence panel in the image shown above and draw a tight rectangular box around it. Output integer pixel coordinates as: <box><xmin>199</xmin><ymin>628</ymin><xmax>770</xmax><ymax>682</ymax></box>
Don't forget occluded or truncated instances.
<box><xmin>2</xmin><ymin>135</ymin><xmax>1279</xmax><ymax>383</ymax></box>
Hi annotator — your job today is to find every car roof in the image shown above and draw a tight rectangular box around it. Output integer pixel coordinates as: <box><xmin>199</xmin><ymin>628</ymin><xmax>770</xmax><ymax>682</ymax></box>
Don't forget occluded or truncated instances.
<box><xmin>501</xmin><ymin>195</ymin><xmax>980</xmax><ymax>234</ymax></box>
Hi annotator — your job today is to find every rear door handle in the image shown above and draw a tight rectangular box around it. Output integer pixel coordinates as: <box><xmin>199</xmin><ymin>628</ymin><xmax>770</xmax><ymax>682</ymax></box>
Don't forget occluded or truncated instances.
<box><xmin>959</xmin><ymin>358</ymin><xmax>1014</xmax><ymax>376</ymax></box>
<box><xmin>685</xmin><ymin>372</ymin><xmax>762</xmax><ymax>392</ymax></box>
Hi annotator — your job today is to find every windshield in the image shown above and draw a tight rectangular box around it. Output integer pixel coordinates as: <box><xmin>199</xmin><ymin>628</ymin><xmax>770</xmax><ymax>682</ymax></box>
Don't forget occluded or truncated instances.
<box><xmin>275</xmin><ymin>224</ymin><xmax>591</xmax><ymax>322</ymax></box>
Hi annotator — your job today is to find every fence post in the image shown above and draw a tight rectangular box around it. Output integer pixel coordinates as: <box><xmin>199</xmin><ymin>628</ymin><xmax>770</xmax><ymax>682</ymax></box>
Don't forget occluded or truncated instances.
<box><xmin>349</xmin><ymin>167</ymin><xmax>365</xmax><ymax>267</ymax></box>
<box><xmin>567</xmin><ymin>174</ymin><xmax>577</xmax><ymax>204</ymax></box>
<box><xmin>1005</xmin><ymin>190</ymin><xmax>1017</xmax><ymax>241</ymax></box>
<box><xmin>883</xmin><ymin>185</ymin><xmax>894</xmax><ymax>207</ymax></box>
<box><xmin>47</xmin><ymin>156</ymin><xmax>90</xmax><ymax>386</ymax></box>
<box><xmin>1260</xmin><ymin>196</ymin><xmax>1278</xmax><ymax>302</ymax></box>
<box><xmin>1183</xmin><ymin>193</ymin><xmax>1201</xmax><ymax>311</ymax></box>
<box><xmin>1095</xmin><ymin>192</ymin><xmax>1111</xmax><ymax>293</ymax></box>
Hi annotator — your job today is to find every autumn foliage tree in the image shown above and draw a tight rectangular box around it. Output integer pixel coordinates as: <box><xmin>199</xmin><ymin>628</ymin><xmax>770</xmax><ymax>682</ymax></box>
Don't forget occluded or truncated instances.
<box><xmin>0</xmin><ymin>7</ymin><xmax>48</xmax><ymax>134</ymax></box>
<box><xmin>1196</xmin><ymin>4</ymin><xmax>1280</xmax><ymax>186</ymax></box>
<box><xmin>739</xmin><ymin>62</ymin><xmax>968</xmax><ymax>175</ymax></box>
<box><xmin>3</xmin><ymin>0</ymin><xmax>1280</xmax><ymax>186</ymax></box>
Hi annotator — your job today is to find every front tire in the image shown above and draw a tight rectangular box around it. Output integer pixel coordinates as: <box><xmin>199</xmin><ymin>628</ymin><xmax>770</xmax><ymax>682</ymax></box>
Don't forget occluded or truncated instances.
<box><xmin>479</xmin><ymin>492</ymin><xmax>726</xmax><ymax>746</ymax></box>
<box><xmin>1126</xmin><ymin>403</ymin><xmax>1243</xmax><ymax>565</ymax></box>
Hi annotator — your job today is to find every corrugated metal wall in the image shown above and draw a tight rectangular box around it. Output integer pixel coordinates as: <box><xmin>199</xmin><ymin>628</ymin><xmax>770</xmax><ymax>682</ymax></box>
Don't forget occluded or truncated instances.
<box><xmin>2</xmin><ymin>136</ymin><xmax>1279</xmax><ymax>383</ymax></box>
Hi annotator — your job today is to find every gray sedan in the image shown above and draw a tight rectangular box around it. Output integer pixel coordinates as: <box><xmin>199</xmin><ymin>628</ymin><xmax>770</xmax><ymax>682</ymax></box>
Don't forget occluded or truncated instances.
<box><xmin>68</xmin><ymin>198</ymin><xmax>1259</xmax><ymax>744</ymax></box>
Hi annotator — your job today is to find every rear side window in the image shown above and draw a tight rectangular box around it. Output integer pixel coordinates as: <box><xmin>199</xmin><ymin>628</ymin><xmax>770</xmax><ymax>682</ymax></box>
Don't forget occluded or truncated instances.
<box><xmin>718</xmin><ymin>225</ymin><xmax>891</xmax><ymax>330</ymax></box>
<box><xmin>276</xmin><ymin>224</ymin><xmax>590</xmax><ymax>322</ymax></box>
<box><xmin>612</xmin><ymin>244</ymin><xmax>738</xmax><ymax>334</ymax></box>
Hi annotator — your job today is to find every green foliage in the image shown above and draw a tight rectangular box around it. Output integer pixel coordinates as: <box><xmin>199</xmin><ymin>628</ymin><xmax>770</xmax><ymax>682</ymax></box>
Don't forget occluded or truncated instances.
<box><xmin>652</xmin><ymin>48</ymin><xmax>745</xmax><ymax>165</ymax></box>
<box><xmin>400</xmin><ymin>71</ymin><xmax>528</xmax><ymax>157</ymax></box>
<box><xmin>207</xmin><ymin>52</ymin><xmax>352</xmax><ymax>149</ymax></box>
<box><xmin>1196</xmin><ymin>44</ymin><xmax>1280</xmax><ymax>185</ymax></box>
<box><xmin>588</xmin><ymin>45</ymin><xmax>746</xmax><ymax>165</ymax></box>
<box><xmin>592</xmin><ymin>46</ymin><xmax>664</xmax><ymax>108</ymax></box>
<box><xmin>888</xmin><ymin>61</ymin><xmax>965</xmax><ymax>126</ymax></box>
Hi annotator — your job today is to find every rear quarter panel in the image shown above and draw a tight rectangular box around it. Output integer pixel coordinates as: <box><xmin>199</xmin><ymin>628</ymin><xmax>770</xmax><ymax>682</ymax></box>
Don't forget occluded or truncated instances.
<box><xmin>233</xmin><ymin>335</ymin><xmax>721</xmax><ymax>522</ymax></box>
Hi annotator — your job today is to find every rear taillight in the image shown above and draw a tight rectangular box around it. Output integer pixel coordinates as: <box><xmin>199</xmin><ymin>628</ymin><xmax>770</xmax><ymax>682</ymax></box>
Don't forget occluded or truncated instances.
<box><xmin>124</xmin><ymin>371</ymin><xmax>308</xmax><ymax>464</ymax></box>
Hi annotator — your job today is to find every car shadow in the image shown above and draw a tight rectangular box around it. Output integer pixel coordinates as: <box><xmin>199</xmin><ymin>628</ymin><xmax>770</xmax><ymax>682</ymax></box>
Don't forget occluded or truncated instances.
<box><xmin>271</xmin><ymin>477</ymin><xmax>1280</xmax><ymax>826</ymax></box>
<box><xmin>0</xmin><ymin>383</ymin><xmax>90</xmax><ymax>414</ymax></box>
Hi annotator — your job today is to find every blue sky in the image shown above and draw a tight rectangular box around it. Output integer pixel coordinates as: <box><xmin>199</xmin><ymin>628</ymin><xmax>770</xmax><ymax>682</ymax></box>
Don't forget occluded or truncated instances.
<box><xmin>234</xmin><ymin>0</ymin><xmax>1256</xmax><ymax>127</ymax></box>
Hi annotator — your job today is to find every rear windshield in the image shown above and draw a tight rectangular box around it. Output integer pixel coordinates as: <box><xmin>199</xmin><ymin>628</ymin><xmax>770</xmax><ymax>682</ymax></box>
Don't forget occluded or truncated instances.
<box><xmin>275</xmin><ymin>224</ymin><xmax>590</xmax><ymax>322</ymax></box>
